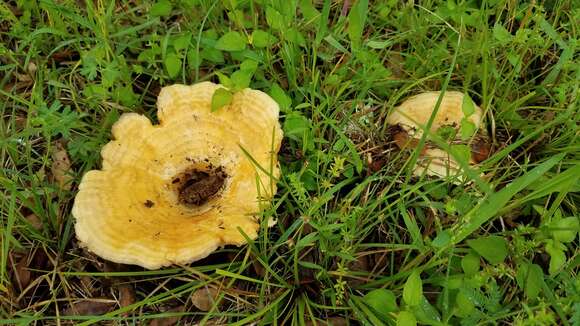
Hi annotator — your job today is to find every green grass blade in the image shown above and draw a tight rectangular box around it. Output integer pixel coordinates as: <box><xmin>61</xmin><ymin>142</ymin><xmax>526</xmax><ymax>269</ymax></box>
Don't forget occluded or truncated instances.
<box><xmin>450</xmin><ymin>153</ymin><xmax>566</xmax><ymax>245</ymax></box>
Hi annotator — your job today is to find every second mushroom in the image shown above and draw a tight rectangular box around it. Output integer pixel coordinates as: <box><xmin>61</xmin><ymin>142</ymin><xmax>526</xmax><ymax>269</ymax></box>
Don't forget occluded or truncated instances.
<box><xmin>387</xmin><ymin>91</ymin><xmax>490</xmax><ymax>181</ymax></box>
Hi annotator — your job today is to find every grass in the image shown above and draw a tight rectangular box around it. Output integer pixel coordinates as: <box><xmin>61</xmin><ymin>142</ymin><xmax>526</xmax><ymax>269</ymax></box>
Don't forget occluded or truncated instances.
<box><xmin>1</xmin><ymin>0</ymin><xmax>579</xmax><ymax>325</ymax></box>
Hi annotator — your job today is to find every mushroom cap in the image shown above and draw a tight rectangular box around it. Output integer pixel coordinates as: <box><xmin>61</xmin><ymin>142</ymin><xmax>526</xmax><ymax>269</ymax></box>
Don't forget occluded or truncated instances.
<box><xmin>72</xmin><ymin>82</ymin><xmax>283</xmax><ymax>269</ymax></box>
<box><xmin>387</xmin><ymin>91</ymin><xmax>484</xmax><ymax>180</ymax></box>
<box><xmin>387</xmin><ymin>91</ymin><xmax>482</xmax><ymax>138</ymax></box>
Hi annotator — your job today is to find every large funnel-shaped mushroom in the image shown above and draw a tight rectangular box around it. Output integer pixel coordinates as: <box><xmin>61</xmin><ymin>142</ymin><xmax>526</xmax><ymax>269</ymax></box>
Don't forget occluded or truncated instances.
<box><xmin>73</xmin><ymin>82</ymin><xmax>283</xmax><ymax>269</ymax></box>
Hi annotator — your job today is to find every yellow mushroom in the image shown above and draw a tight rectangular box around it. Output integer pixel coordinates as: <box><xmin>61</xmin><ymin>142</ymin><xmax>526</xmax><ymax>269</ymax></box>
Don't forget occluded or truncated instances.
<box><xmin>72</xmin><ymin>82</ymin><xmax>283</xmax><ymax>269</ymax></box>
<box><xmin>387</xmin><ymin>91</ymin><xmax>485</xmax><ymax>180</ymax></box>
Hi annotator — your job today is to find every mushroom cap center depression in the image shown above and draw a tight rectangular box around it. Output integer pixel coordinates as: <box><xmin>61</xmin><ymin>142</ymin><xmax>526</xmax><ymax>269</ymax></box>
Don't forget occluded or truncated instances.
<box><xmin>172</xmin><ymin>166</ymin><xmax>227</xmax><ymax>207</ymax></box>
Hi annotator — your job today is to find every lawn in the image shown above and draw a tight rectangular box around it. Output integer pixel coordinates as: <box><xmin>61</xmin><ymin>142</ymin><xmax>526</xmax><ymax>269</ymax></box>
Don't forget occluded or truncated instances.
<box><xmin>1</xmin><ymin>0</ymin><xmax>579</xmax><ymax>325</ymax></box>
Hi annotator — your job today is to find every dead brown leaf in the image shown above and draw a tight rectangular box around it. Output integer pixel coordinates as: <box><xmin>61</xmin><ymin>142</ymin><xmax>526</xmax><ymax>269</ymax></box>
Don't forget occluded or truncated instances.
<box><xmin>13</xmin><ymin>253</ymin><xmax>32</xmax><ymax>292</ymax></box>
<box><xmin>51</xmin><ymin>140</ymin><xmax>74</xmax><ymax>191</ymax></box>
<box><xmin>471</xmin><ymin>135</ymin><xmax>493</xmax><ymax>163</ymax></box>
<box><xmin>24</xmin><ymin>214</ymin><xmax>42</xmax><ymax>231</ymax></box>
<box><xmin>2</xmin><ymin>80</ymin><xmax>33</xmax><ymax>93</ymax></box>
<box><xmin>62</xmin><ymin>299</ymin><xmax>115</xmax><ymax>316</ymax></box>
<box><xmin>191</xmin><ymin>286</ymin><xmax>220</xmax><ymax>312</ymax></box>
<box><xmin>367</xmin><ymin>156</ymin><xmax>385</xmax><ymax>173</ymax></box>
<box><xmin>149</xmin><ymin>305</ymin><xmax>185</xmax><ymax>326</ymax></box>
<box><xmin>14</xmin><ymin>114</ymin><xmax>28</xmax><ymax>131</ymax></box>
<box><xmin>118</xmin><ymin>284</ymin><xmax>136</xmax><ymax>308</ymax></box>
<box><xmin>392</xmin><ymin>130</ymin><xmax>426</xmax><ymax>155</ymax></box>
